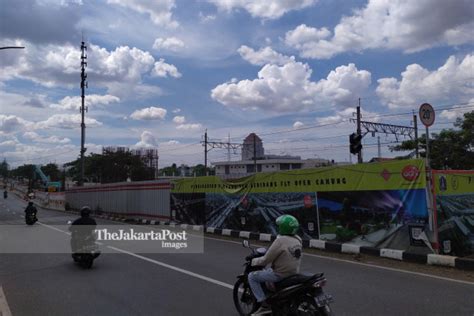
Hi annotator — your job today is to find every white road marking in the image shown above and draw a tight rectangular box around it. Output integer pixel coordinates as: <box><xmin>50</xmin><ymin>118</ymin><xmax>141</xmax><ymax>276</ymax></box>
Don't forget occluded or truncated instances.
<box><xmin>37</xmin><ymin>222</ymin><xmax>71</xmax><ymax>236</ymax></box>
<box><xmin>29</xmin><ymin>205</ymin><xmax>474</xmax><ymax>287</ymax></box>
<box><xmin>34</xmin><ymin>218</ymin><xmax>235</xmax><ymax>291</ymax></box>
<box><xmin>107</xmin><ymin>246</ymin><xmax>234</xmax><ymax>290</ymax></box>
<box><xmin>0</xmin><ymin>286</ymin><xmax>12</xmax><ymax>316</ymax></box>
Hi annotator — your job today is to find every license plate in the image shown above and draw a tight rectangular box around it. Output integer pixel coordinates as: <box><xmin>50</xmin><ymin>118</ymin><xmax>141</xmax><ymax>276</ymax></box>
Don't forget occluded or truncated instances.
<box><xmin>315</xmin><ymin>294</ymin><xmax>333</xmax><ymax>307</ymax></box>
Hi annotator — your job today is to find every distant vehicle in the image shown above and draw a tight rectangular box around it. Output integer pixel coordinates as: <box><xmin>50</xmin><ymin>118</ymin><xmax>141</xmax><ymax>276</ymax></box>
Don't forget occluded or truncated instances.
<box><xmin>234</xmin><ymin>240</ymin><xmax>333</xmax><ymax>316</ymax></box>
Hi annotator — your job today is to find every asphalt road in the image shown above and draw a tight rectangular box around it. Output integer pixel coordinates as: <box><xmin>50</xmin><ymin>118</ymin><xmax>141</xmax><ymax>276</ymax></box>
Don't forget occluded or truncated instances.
<box><xmin>1</xmin><ymin>194</ymin><xmax>473</xmax><ymax>316</ymax></box>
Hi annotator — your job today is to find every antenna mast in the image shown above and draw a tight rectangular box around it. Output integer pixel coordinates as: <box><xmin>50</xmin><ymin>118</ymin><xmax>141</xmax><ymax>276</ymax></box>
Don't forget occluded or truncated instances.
<box><xmin>79</xmin><ymin>39</ymin><xmax>88</xmax><ymax>186</ymax></box>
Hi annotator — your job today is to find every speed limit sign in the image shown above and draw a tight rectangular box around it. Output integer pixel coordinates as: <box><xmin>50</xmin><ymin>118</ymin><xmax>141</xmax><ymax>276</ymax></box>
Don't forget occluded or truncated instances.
<box><xmin>419</xmin><ymin>103</ymin><xmax>435</xmax><ymax>127</ymax></box>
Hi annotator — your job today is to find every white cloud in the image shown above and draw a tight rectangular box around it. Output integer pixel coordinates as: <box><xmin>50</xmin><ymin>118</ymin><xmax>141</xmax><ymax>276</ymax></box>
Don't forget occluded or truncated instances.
<box><xmin>152</xmin><ymin>58</ymin><xmax>182</xmax><ymax>78</ymax></box>
<box><xmin>23</xmin><ymin>131</ymin><xmax>71</xmax><ymax>144</ymax></box>
<box><xmin>176</xmin><ymin>123</ymin><xmax>202</xmax><ymax>130</ymax></box>
<box><xmin>440</xmin><ymin>99</ymin><xmax>474</xmax><ymax>120</ymax></box>
<box><xmin>172</xmin><ymin>108</ymin><xmax>181</xmax><ymax>113</ymax></box>
<box><xmin>211</xmin><ymin>61</ymin><xmax>371</xmax><ymax>112</ymax></box>
<box><xmin>0</xmin><ymin>41</ymin><xmax>169</xmax><ymax>99</ymax></box>
<box><xmin>161</xmin><ymin>140</ymin><xmax>180</xmax><ymax>145</ymax></box>
<box><xmin>199</xmin><ymin>11</ymin><xmax>216</xmax><ymax>22</ymax></box>
<box><xmin>208</xmin><ymin>0</ymin><xmax>317</xmax><ymax>19</ymax></box>
<box><xmin>172</xmin><ymin>116</ymin><xmax>186</xmax><ymax>124</ymax></box>
<box><xmin>316</xmin><ymin>107</ymin><xmax>380</xmax><ymax>125</ymax></box>
<box><xmin>285</xmin><ymin>0</ymin><xmax>474</xmax><ymax>59</ymax></box>
<box><xmin>293</xmin><ymin>121</ymin><xmax>304</xmax><ymax>129</ymax></box>
<box><xmin>238</xmin><ymin>46</ymin><xmax>295</xmax><ymax>66</ymax></box>
<box><xmin>107</xmin><ymin>0</ymin><xmax>178</xmax><ymax>28</ymax></box>
<box><xmin>376</xmin><ymin>54</ymin><xmax>474</xmax><ymax>108</ymax></box>
<box><xmin>0</xmin><ymin>115</ymin><xmax>32</xmax><ymax>134</ymax></box>
<box><xmin>35</xmin><ymin>114</ymin><xmax>102</xmax><ymax>129</ymax></box>
<box><xmin>130</xmin><ymin>107</ymin><xmax>167</xmax><ymax>120</ymax></box>
<box><xmin>153</xmin><ymin>37</ymin><xmax>185</xmax><ymax>52</ymax></box>
<box><xmin>50</xmin><ymin>94</ymin><xmax>120</xmax><ymax>111</ymax></box>
<box><xmin>135</xmin><ymin>131</ymin><xmax>158</xmax><ymax>148</ymax></box>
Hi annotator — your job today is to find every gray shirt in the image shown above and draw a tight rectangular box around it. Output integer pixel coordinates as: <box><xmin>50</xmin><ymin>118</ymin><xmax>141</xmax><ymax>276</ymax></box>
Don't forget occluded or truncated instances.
<box><xmin>252</xmin><ymin>235</ymin><xmax>302</xmax><ymax>277</ymax></box>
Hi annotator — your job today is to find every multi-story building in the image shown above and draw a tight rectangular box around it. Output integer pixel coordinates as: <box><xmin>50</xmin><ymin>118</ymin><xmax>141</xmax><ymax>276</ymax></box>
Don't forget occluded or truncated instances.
<box><xmin>212</xmin><ymin>133</ymin><xmax>343</xmax><ymax>179</ymax></box>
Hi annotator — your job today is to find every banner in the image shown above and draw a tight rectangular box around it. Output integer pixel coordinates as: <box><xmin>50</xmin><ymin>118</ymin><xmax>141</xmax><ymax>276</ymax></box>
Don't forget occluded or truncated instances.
<box><xmin>171</xmin><ymin>159</ymin><xmax>429</xmax><ymax>247</ymax></box>
<box><xmin>433</xmin><ymin>170</ymin><xmax>474</xmax><ymax>256</ymax></box>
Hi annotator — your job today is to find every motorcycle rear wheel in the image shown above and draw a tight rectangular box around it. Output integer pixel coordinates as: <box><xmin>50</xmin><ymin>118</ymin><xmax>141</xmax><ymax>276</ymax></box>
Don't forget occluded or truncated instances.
<box><xmin>292</xmin><ymin>295</ymin><xmax>332</xmax><ymax>316</ymax></box>
<box><xmin>233</xmin><ymin>278</ymin><xmax>259</xmax><ymax>316</ymax></box>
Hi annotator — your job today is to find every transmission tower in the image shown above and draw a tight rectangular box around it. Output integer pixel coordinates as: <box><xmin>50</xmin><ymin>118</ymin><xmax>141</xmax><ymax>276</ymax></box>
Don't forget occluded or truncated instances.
<box><xmin>79</xmin><ymin>40</ymin><xmax>88</xmax><ymax>185</ymax></box>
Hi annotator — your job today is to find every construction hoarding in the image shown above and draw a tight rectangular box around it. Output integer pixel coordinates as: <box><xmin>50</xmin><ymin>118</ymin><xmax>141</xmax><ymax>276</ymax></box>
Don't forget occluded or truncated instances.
<box><xmin>171</xmin><ymin>159</ymin><xmax>428</xmax><ymax>248</ymax></box>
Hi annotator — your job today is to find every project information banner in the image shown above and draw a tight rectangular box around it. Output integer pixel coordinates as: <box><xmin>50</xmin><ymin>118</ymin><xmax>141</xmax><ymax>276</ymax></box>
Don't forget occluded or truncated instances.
<box><xmin>433</xmin><ymin>170</ymin><xmax>474</xmax><ymax>256</ymax></box>
<box><xmin>171</xmin><ymin>159</ymin><xmax>428</xmax><ymax>247</ymax></box>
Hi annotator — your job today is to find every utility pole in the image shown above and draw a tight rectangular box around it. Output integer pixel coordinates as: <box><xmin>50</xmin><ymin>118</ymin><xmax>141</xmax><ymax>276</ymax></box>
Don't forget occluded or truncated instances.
<box><xmin>79</xmin><ymin>40</ymin><xmax>88</xmax><ymax>186</ymax></box>
<box><xmin>356</xmin><ymin>99</ymin><xmax>363</xmax><ymax>163</ymax></box>
<box><xmin>227</xmin><ymin>133</ymin><xmax>231</xmax><ymax>162</ymax></box>
<box><xmin>413</xmin><ymin>111</ymin><xmax>419</xmax><ymax>158</ymax></box>
<box><xmin>253</xmin><ymin>133</ymin><xmax>257</xmax><ymax>173</ymax></box>
<box><xmin>204</xmin><ymin>130</ymin><xmax>208</xmax><ymax>171</ymax></box>
<box><xmin>377</xmin><ymin>136</ymin><xmax>381</xmax><ymax>158</ymax></box>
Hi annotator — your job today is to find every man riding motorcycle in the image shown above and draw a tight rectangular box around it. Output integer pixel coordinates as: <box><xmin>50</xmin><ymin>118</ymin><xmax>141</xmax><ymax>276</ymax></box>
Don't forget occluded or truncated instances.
<box><xmin>24</xmin><ymin>201</ymin><xmax>37</xmax><ymax>217</ymax></box>
<box><xmin>248</xmin><ymin>215</ymin><xmax>302</xmax><ymax>315</ymax></box>
<box><xmin>69</xmin><ymin>206</ymin><xmax>97</xmax><ymax>255</ymax></box>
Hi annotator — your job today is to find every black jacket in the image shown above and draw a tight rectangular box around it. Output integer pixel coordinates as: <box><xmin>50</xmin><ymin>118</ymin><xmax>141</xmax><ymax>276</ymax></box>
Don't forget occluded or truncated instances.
<box><xmin>25</xmin><ymin>205</ymin><xmax>37</xmax><ymax>215</ymax></box>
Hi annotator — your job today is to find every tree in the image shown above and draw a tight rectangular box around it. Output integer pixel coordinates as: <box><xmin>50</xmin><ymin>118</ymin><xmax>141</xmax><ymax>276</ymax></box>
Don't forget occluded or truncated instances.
<box><xmin>65</xmin><ymin>150</ymin><xmax>156</xmax><ymax>184</ymax></box>
<box><xmin>41</xmin><ymin>163</ymin><xmax>62</xmax><ymax>181</ymax></box>
<box><xmin>391</xmin><ymin>111</ymin><xmax>474</xmax><ymax>169</ymax></box>
<box><xmin>0</xmin><ymin>159</ymin><xmax>8</xmax><ymax>178</ymax></box>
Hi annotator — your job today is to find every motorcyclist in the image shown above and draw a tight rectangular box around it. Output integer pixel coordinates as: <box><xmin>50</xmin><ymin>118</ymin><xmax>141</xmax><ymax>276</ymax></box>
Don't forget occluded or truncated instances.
<box><xmin>69</xmin><ymin>206</ymin><xmax>97</xmax><ymax>255</ymax></box>
<box><xmin>24</xmin><ymin>201</ymin><xmax>37</xmax><ymax>217</ymax></box>
<box><xmin>248</xmin><ymin>215</ymin><xmax>303</xmax><ymax>315</ymax></box>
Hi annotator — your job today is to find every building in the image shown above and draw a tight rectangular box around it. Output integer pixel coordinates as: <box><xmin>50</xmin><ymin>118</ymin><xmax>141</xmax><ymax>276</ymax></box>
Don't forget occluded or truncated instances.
<box><xmin>242</xmin><ymin>133</ymin><xmax>264</xmax><ymax>161</ymax></box>
<box><xmin>212</xmin><ymin>133</ymin><xmax>341</xmax><ymax>179</ymax></box>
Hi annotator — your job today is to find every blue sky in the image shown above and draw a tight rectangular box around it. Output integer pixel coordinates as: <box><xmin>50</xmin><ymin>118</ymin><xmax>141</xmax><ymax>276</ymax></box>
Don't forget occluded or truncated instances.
<box><xmin>0</xmin><ymin>0</ymin><xmax>473</xmax><ymax>167</ymax></box>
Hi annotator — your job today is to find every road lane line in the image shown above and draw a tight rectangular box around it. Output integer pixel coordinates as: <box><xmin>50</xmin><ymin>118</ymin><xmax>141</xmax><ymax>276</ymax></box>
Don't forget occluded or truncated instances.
<box><xmin>107</xmin><ymin>246</ymin><xmax>234</xmax><ymax>290</ymax></box>
<box><xmin>0</xmin><ymin>286</ymin><xmax>12</xmax><ymax>316</ymax></box>
<box><xmin>37</xmin><ymin>222</ymin><xmax>71</xmax><ymax>235</ymax></box>
<box><xmin>30</xmin><ymin>210</ymin><xmax>474</xmax><ymax>287</ymax></box>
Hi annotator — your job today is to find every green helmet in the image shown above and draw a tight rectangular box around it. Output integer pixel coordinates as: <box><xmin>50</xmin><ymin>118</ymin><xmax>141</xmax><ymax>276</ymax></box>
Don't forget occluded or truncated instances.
<box><xmin>276</xmin><ymin>215</ymin><xmax>299</xmax><ymax>235</ymax></box>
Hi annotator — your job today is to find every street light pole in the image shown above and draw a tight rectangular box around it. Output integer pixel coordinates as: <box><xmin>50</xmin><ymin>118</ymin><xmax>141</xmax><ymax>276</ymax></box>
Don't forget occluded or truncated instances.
<box><xmin>0</xmin><ymin>46</ymin><xmax>25</xmax><ymax>50</ymax></box>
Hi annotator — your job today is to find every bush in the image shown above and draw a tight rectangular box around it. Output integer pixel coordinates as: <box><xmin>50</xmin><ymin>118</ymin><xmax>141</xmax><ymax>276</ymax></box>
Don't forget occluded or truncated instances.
<box><xmin>335</xmin><ymin>227</ymin><xmax>357</xmax><ymax>242</ymax></box>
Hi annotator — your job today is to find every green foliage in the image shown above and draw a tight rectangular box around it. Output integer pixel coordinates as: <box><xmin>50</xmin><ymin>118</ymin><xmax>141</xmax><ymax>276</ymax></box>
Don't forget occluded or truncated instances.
<box><xmin>0</xmin><ymin>159</ymin><xmax>8</xmax><ymax>178</ymax></box>
<box><xmin>10</xmin><ymin>164</ymin><xmax>35</xmax><ymax>180</ymax></box>
<box><xmin>391</xmin><ymin>111</ymin><xmax>474</xmax><ymax>169</ymax></box>
<box><xmin>335</xmin><ymin>227</ymin><xmax>357</xmax><ymax>242</ymax></box>
<box><xmin>65</xmin><ymin>150</ymin><xmax>156</xmax><ymax>184</ymax></box>
<box><xmin>41</xmin><ymin>163</ymin><xmax>61</xmax><ymax>181</ymax></box>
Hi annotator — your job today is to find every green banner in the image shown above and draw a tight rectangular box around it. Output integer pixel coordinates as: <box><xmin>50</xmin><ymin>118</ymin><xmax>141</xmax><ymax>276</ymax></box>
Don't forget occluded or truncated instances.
<box><xmin>172</xmin><ymin>159</ymin><xmax>426</xmax><ymax>193</ymax></box>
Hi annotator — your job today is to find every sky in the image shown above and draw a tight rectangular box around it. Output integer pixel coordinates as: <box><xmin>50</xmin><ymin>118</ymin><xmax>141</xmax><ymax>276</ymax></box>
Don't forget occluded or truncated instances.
<box><xmin>0</xmin><ymin>0</ymin><xmax>473</xmax><ymax>168</ymax></box>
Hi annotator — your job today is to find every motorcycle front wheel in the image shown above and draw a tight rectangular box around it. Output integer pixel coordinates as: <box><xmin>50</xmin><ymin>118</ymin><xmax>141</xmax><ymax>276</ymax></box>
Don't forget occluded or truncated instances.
<box><xmin>233</xmin><ymin>278</ymin><xmax>259</xmax><ymax>316</ymax></box>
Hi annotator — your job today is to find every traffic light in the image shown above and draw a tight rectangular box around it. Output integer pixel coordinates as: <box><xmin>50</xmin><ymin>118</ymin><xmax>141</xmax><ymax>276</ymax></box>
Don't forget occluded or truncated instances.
<box><xmin>349</xmin><ymin>133</ymin><xmax>362</xmax><ymax>155</ymax></box>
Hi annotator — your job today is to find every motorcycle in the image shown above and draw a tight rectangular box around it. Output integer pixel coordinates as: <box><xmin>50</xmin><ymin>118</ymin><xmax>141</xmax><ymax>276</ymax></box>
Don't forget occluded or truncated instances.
<box><xmin>68</xmin><ymin>221</ymin><xmax>100</xmax><ymax>269</ymax></box>
<box><xmin>25</xmin><ymin>212</ymin><xmax>37</xmax><ymax>225</ymax></box>
<box><xmin>233</xmin><ymin>240</ymin><xmax>333</xmax><ymax>316</ymax></box>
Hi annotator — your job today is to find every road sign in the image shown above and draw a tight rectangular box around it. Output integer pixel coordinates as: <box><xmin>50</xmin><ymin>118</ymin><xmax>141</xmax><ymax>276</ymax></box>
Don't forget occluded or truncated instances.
<box><xmin>419</xmin><ymin>103</ymin><xmax>435</xmax><ymax>127</ymax></box>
